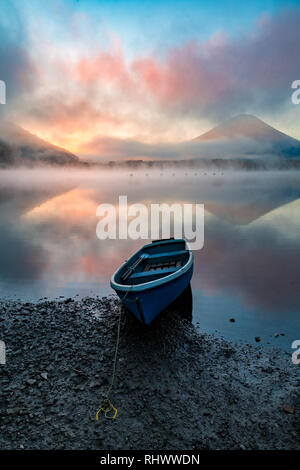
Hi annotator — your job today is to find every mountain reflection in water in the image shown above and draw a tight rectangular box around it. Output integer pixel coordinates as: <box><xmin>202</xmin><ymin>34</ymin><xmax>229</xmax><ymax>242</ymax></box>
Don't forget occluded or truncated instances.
<box><xmin>0</xmin><ymin>168</ymin><xmax>299</xmax><ymax>350</ymax></box>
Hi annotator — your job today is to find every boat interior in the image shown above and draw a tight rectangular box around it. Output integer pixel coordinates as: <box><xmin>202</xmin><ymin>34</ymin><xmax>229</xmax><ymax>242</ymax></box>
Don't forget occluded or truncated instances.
<box><xmin>116</xmin><ymin>239</ymin><xmax>189</xmax><ymax>286</ymax></box>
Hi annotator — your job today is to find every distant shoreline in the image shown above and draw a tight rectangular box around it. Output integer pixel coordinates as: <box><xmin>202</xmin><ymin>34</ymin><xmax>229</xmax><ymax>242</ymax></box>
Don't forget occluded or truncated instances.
<box><xmin>81</xmin><ymin>157</ymin><xmax>300</xmax><ymax>171</ymax></box>
<box><xmin>2</xmin><ymin>157</ymin><xmax>300</xmax><ymax>171</ymax></box>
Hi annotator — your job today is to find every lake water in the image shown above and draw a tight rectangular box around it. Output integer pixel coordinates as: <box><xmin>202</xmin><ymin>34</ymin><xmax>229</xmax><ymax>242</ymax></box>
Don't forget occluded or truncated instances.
<box><xmin>0</xmin><ymin>168</ymin><xmax>299</xmax><ymax>351</ymax></box>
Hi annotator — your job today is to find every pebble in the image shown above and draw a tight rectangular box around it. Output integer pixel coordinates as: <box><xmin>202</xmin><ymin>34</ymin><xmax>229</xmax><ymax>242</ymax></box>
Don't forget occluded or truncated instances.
<box><xmin>0</xmin><ymin>296</ymin><xmax>298</xmax><ymax>450</ymax></box>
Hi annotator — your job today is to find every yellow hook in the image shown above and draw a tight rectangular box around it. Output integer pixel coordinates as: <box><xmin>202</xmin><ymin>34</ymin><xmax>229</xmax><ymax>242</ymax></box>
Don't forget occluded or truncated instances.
<box><xmin>95</xmin><ymin>398</ymin><xmax>118</xmax><ymax>421</ymax></box>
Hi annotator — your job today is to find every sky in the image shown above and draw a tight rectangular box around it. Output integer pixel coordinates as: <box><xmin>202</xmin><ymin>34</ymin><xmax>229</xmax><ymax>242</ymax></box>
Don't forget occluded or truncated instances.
<box><xmin>0</xmin><ymin>0</ymin><xmax>300</xmax><ymax>155</ymax></box>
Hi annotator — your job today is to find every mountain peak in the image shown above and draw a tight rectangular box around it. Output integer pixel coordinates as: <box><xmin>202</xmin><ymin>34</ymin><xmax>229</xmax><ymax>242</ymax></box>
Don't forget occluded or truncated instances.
<box><xmin>0</xmin><ymin>120</ymin><xmax>79</xmax><ymax>167</ymax></box>
<box><xmin>195</xmin><ymin>114</ymin><xmax>297</xmax><ymax>143</ymax></box>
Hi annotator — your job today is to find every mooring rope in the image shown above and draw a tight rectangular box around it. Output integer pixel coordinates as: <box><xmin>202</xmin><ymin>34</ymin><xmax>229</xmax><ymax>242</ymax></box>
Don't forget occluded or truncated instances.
<box><xmin>95</xmin><ymin>290</ymin><xmax>131</xmax><ymax>421</ymax></box>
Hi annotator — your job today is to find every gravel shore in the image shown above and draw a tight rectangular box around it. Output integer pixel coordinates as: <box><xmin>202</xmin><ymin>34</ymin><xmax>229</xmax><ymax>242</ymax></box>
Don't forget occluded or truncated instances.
<box><xmin>0</xmin><ymin>296</ymin><xmax>299</xmax><ymax>450</ymax></box>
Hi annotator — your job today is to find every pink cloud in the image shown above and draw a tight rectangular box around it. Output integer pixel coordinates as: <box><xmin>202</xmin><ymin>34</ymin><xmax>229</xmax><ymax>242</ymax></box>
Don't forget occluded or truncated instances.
<box><xmin>10</xmin><ymin>8</ymin><xmax>300</xmax><ymax>149</ymax></box>
<box><xmin>76</xmin><ymin>50</ymin><xmax>127</xmax><ymax>85</ymax></box>
<box><xmin>131</xmin><ymin>39</ymin><xmax>235</xmax><ymax>108</ymax></box>
<box><xmin>71</xmin><ymin>9</ymin><xmax>300</xmax><ymax>120</ymax></box>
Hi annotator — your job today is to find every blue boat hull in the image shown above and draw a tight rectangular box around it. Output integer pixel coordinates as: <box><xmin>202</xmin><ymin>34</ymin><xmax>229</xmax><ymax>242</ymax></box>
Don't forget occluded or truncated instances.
<box><xmin>115</xmin><ymin>263</ymin><xmax>193</xmax><ymax>325</ymax></box>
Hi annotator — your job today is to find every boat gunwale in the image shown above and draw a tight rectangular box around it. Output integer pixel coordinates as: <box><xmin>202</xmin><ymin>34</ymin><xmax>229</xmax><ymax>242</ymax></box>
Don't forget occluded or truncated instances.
<box><xmin>110</xmin><ymin>239</ymin><xmax>193</xmax><ymax>293</ymax></box>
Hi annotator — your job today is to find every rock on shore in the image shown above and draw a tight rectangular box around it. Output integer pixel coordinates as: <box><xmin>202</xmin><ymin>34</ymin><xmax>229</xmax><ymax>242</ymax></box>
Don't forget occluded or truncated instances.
<box><xmin>0</xmin><ymin>296</ymin><xmax>299</xmax><ymax>450</ymax></box>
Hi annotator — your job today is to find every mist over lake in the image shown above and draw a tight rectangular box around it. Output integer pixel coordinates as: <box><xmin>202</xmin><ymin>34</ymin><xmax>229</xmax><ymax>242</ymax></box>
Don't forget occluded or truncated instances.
<box><xmin>0</xmin><ymin>167</ymin><xmax>299</xmax><ymax>350</ymax></box>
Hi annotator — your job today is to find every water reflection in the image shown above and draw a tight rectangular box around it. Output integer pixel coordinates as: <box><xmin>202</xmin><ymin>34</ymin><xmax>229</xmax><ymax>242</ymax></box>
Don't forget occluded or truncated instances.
<box><xmin>0</xmin><ymin>169</ymin><xmax>299</xmax><ymax>349</ymax></box>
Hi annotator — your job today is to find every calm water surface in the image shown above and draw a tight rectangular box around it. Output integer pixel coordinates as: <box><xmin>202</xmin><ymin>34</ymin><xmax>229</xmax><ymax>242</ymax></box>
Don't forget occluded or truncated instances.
<box><xmin>0</xmin><ymin>168</ymin><xmax>299</xmax><ymax>351</ymax></box>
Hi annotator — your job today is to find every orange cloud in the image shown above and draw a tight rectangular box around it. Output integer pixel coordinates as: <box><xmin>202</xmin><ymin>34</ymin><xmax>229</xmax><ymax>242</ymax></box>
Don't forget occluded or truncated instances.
<box><xmin>12</xmin><ymin>9</ymin><xmax>300</xmax><ymax>152</ymax></box>
<box><xmin>76</xmin><ymin>50</ymin><xmax>127</xmax><ymax>85</ymax></box>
